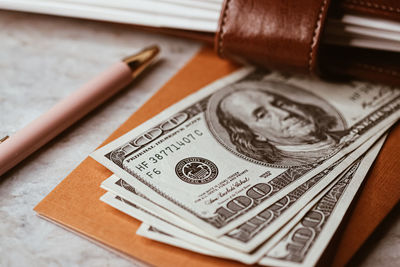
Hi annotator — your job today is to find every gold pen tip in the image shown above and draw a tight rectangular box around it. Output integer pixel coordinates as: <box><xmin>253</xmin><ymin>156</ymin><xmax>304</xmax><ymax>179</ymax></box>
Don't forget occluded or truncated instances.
<box><xmin>123</xmin><ymin>45</ymin><xmax>160</xmax><ymax>78</ymax></box>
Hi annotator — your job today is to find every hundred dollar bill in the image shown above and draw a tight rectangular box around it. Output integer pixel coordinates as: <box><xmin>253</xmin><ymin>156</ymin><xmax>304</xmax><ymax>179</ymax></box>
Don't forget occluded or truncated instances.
<box><xmin>137</xmin><ymin>223</ymin><xmax>222</xmax><ymax>256</ymax></box>
<box><xmin>259</xmin><ymin>137</ymin><xmax>386</xmax><ymax>267</ymax></box>
<box><xmin>91</xmin><ymin>67</ymin><xmax>400</xmax><ymax>236</ymax></box>
<box><xmin>115</xmin><ymin>161</ymin><xmax>357</xmax><ymax>264</ymax></box>
<box><xmin>102</xmin><ymin>123</ymin><xmax>388</xmax><ymax>253</ymax></box>
<box><xmin>100</xmin><ymin>192</ymin><xmax>248</xmax><ymax>262</ymax></box>
<box><xmin>135</xmin><ymin>178</ymin><xmax>341</xmax><ymax>264</ymax></box>
<box><xmin>136</xmin><ymin>138</ymin><xmax>384</xmax><ymax>264</ymax></box>
<box><xmin>211</xmin><ymin>125</ymin><xmax>391</xmax><ymax>252</ymax></box>
<box><xmin>101</xmin><ymin>132</ymin><xmax>386</xmax><ymax>265</ymax></box>
<box><xmin>101</xmin><ymin>175</ymin><xmax>206</xmax><ymax>235</ymax></box>
<box><xmin>137</xmin><ymin>161</ymin><xmax>360</xmax><ymax>263</ymax></box>
<box><xmin>136</xmin><ymin>224</ymin><xmax>222</xmax><ymax>258</ymax></box>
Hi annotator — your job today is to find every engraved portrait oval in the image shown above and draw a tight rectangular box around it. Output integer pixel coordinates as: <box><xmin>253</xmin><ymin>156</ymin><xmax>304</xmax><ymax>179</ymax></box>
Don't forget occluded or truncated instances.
<box><xmin>206</xmin><ymin>80</ymin><xmax>346</xmax><ymax>167</ymax></box>
<box><xmin>175</xmin><ymin>157</ymin><xmax>218</xmax><ymax>184</ymax></box>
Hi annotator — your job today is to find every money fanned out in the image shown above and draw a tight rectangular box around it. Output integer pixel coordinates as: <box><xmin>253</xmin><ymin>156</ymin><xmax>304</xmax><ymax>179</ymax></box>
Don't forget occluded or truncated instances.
<box><xmin>91</xmin><ymin>67</ymin><xmax>399</xmax><ymax>265</ymax></box>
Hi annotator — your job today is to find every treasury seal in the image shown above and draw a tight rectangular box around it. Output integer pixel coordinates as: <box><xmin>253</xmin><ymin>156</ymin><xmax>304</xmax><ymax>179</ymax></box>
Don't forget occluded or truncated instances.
<box><xmin>175</xmin><ymin>157</ymin><xmax>218</xmax><ymax>184</ymax></box>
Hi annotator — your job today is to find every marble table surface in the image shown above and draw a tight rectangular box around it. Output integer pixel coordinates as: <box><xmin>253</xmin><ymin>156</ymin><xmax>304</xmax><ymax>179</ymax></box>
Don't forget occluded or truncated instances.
<box><xmin>0</xmin><ymin>10</ymin><xmax>398</xmax><ymax>267</ymax></box>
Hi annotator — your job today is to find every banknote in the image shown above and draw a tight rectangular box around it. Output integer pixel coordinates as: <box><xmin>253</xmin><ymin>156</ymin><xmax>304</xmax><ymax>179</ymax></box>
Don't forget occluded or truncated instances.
<box><xmin>112</xmin><ymin>161</ymin><xmax>358</xmax><ymax>264</ymax></box>
<box><xmin>136</xmin><ymin>224</ymin><xmax>222</xmax><ymax>258</ymax></box>
<box><xmin>137</xmin><ymin>223</ymin><xmax>222</xmax><ymax>256</ymax></box>
<box><xmin>137</xmin><ymin>162</ymin><xmax>359</xmax><ymax>263</ymax></box>
<box><xmin>92</xmin><ymin>67</ymin><xmax>400</xmax><ymax>236</ymax></box>
<box><xmin>134</xmin><ymin>175</ymin><xmax>344</xmax><ymax>264</ymax></box>
<box><xmin>213</xmin><ymin>125</ymin><xmax>391</xmax><ymax>252</ymax></box>
<box><xmin>100</xmin><ymin>192</ymin><xmax>247</xmax><ymax>262</ymax></box>
<box><xmin>135</xmin><ymin>138</ymin><xmax>384</xmax><ymax>264</ymax></box>
<box><xmin>101</xmin><ymin>134</ymin><xmax>385</xmax><ymax>264</ymax></box>
<box><xmin>259</xmin><ymin>137</ymin><xmax>386</xmax><ymax>267</ymax></box>
<box><xmin>101</xmin><ymin>123</ymin><xmax>388</xmax><ymax>253</ymax></box>
<box><xmin>101</xmin><ymin>175</ymin><xmax>205</xmax><ymax>235</ymax></box>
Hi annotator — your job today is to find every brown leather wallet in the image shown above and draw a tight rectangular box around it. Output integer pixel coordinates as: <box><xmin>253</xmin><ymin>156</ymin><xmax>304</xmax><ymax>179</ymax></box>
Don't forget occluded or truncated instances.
<box><xmin>215</xmin><ymin>0</ymin><xmax>400</xmax><ymax>86</ymax></box>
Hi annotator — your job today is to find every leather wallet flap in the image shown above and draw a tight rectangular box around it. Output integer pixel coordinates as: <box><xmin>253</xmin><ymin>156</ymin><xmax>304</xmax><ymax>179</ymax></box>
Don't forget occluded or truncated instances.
<box><xmin>215</xmin><ymin>0</ymin><xmax>332</xmax><ymax>74</ymax></box>
<box><xmin>215</xmin><ymin>0</ymin><xmax>400</xmax><ymax>86</ymax></box>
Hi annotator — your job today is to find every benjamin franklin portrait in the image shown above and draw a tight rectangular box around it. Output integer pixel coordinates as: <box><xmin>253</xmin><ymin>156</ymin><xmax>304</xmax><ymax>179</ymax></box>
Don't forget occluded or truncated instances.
<box><xmin>206</xmin><ymin>80</ymin><xmax>347</xmax><ymax>167</ymax></box>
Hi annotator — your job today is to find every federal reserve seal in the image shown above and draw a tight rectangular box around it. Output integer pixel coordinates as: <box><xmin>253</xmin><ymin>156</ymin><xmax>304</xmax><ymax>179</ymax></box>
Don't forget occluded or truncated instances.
<box><xmin>175</xmin><ymin>157</ymin><xmax>218</xmax><ymax>184</ymax></box>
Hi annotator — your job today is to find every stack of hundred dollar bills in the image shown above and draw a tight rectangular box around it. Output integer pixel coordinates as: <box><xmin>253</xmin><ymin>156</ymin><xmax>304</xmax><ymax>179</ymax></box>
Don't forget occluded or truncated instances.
<box><xmin>91</xmin><ymin>67</ymin><xmax>399</xmax><ymax>266</ymax></box>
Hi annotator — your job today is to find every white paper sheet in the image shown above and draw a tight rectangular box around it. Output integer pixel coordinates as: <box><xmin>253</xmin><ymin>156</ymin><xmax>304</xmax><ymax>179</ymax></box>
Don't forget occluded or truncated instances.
<box><xmin>0</xmin><ymin>0</ymin><xmax>398</xmax><ymax>51</ymax></box>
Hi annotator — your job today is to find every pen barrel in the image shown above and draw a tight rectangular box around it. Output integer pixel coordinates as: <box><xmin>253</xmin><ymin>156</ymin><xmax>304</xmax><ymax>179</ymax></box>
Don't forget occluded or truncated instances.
<box><xmin>0</xmin><ymin>61</ymin><xmax>133</xmax><ymax>176</ymax></box>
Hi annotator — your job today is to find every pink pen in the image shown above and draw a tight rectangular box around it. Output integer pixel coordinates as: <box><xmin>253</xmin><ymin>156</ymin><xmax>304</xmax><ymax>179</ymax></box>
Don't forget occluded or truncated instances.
<box><xmin>0</xmin><ymin>46</ymin><xmax>159</xmax><ymax>176</ymax></box>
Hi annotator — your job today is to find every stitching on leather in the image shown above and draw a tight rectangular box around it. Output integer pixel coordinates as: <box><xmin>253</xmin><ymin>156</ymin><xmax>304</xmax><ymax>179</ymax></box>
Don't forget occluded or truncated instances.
<box><xmin>343</xmin><ymin>0</ymin><xmax>400</xmax><ymax>14</ymax></box>
<box><xmin>218</xmin><ymin>0</ymin><xmax>232</xmax><ymax>57</ymax></box>
<box><xmin>356</xmin><ymin>63</ymin><xmax>400</xmax><ymax>78</ymax></box>
<box><xmin>309</xmin><ymin>0</ymin><xmax>328</xmax><ymax>73</ymax></box>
